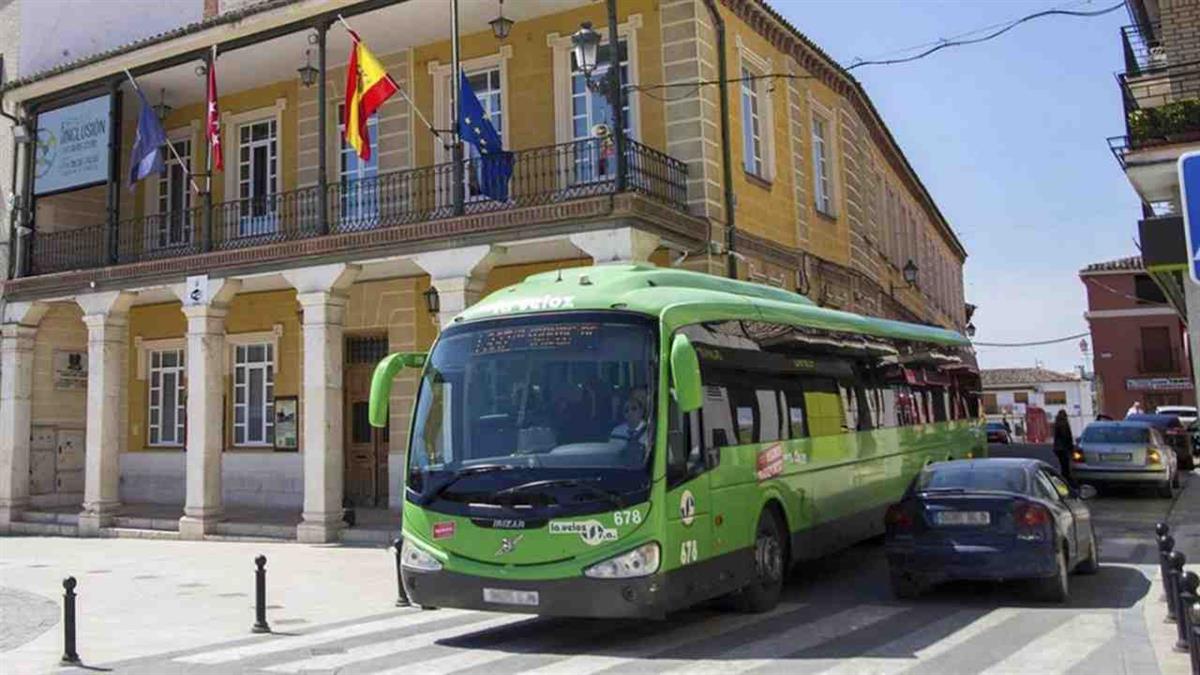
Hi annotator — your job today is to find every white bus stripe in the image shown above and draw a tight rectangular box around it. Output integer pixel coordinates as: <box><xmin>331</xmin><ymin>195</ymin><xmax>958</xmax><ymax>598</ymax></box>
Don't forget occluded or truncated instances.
<box><xmin>668</xmin><ymin>605</ymin><xmax>906</xmax><ymax>674</ymax></box>
<box><xmin>518</xmin><ymin>603</ymin><xmax>806</xmax><ymax>675</ymax></box>
<box><xmin>977</xmin><ymin>613</ymin><xmax>1116</xmax><ymax>675</ymax></box>
<box><xmin>263</xmin><ymin>614</ymin><xmax>531</xmax><ymax>673</ymax></box>
<box><xmin>174</xmin><ymin>609</ymin><xmax>472</xmax><ymax>665</ymax></box>
<box><xmin>818</xmin><ymin>608</ymin><xmax>1019</xmax><ymax>675</ymax></box>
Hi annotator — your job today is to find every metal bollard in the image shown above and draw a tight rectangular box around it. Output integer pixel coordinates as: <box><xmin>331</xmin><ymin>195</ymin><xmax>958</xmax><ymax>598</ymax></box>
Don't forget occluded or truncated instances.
<box><xmin>1190</xmin><ymin>602</ymin><xmax>1200</xmax><ymax>675</ymax></box>
<box><xmin>1163</xmin><ymin>536</ymin><xmax>1179</xmax><ymax>620</ymax></box>
<box><xmin>393</xmin><ymin>537</ymin><xmax>410</xmax><ymax>607</ymax></box>
<box><xmin>1158</xmin><ymin>522</ymin><xmax>1172</xmax><ymax>538</ymax></box>
<box><xmin>1170</xmin><ymin>552</ymin><xmax>1188</xmax><ymax>624</ymax></box>
<box><xmin>1178</xmin><ymin>571</ymin><xmax>1199</xmax><ymax>653</ymax></box>
<box><xmin>61</xmin><ymin>577</ymin><xmax>80</xmax><ymax>665</ymax></box>
<box><xmin>252</xmin><ymin>555</ymin><xmax>270</xmax><ymax>634</ymax></box>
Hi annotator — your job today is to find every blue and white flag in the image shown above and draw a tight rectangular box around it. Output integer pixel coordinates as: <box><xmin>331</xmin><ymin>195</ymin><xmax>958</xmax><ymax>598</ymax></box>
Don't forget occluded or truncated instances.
<box><xmin>128</xmin><ymin>87</ymin><xmax>166</xmax><ymax>189</ymax></box>
<box><xmin>458</xmin><ymin>72</ymin><xmax>512</xmax><ymax>202</ymax></box>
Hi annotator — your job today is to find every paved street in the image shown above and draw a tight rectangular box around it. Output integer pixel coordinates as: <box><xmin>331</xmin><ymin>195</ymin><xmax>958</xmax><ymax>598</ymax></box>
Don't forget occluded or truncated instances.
<box><xmin>2</xmin><ymin>444</ymin><xmax>1198</xmax><ymax>675</ymax></box>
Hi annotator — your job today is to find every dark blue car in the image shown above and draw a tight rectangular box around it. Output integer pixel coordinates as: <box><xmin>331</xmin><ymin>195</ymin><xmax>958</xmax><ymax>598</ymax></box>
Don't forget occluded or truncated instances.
<box><xmin>884</xmin><ymin>458</ymin><xmax>1099</xmax><ymax>602</ymax></box>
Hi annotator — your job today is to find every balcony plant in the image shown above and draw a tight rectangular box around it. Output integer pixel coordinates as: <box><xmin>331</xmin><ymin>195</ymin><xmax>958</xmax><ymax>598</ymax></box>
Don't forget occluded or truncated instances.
<box><xmin>1128</xmin><ymin>99</ymin><xmax>1200</xmax><ymax>144</ymax></box>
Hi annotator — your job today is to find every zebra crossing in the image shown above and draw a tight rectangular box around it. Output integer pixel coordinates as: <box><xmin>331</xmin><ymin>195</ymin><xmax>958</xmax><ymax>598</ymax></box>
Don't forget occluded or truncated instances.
<box><xmin>96</xmin><ymin>568</ymin><xmax>1162</xmax><ymax>675</ymax></box>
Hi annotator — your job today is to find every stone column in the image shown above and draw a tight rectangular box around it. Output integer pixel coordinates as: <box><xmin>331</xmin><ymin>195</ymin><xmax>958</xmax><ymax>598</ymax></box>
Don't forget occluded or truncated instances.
<box><xmin>413</xmin><ymin>245</ymin><xmax>502</xmax><ymax>328</ymax></box>
<box><xmin>76</xmin><ymin>291</ymin><xmax>134</xmax><ymax>535</ymax></box>
<box><xmin>569</xmin><ymin>227</ymin><xmax>660</xmax><ymax>265</ymax></box>
<box><xmin>0</xmin><ymin>302</ymin><xmax>48</xmax><ymax>530</ymax></box>
<box><xmin>173</xmin><ymin>279</ymin><xmax>241</xmax><ymax>539</ymax></box>
<box><xmin>1187</xmin><ymin>279</ymin><xmax>1200</xmax><ymax>401</ymax></box>
<box><xmin>282</xmin><ymin>264</ymin><xmax>359</xmax><ymax>543</ymax></box>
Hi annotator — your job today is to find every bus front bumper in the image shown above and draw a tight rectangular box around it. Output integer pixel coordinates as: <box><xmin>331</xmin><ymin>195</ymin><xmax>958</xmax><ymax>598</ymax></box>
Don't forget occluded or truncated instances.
<box><xmin>403</xmin><ymin>568</ymin><xmax>669</xmax><ymax>619</ymax></box>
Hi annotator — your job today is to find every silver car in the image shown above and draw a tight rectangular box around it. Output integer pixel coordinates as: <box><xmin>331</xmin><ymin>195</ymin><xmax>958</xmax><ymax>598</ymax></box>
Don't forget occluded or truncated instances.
<box><xmin>1073</xmin><ymin>421</ymin><xmax>1178</xmax><ymax>498</ymax></box>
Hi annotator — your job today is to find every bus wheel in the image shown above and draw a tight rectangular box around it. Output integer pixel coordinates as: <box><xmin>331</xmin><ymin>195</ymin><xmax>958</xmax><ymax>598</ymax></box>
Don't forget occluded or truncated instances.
<box><xmin>735</xmin><ymin>510</ymin><xmax>785</xmax><ymax>613</ymax></box>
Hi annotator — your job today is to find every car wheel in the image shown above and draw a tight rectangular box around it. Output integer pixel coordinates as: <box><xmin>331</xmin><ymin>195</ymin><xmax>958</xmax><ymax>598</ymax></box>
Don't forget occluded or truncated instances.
<box><xmin>1034</xmin><ymin>550</ymin><xmax>1069</xmax><ymax>602</ymax></box>
<box><xmin>733</xmin><ymin>510</ymin><xmax>786</xmax><ymax>613</ymax></box>
<box><xmin>889</xmin><ymin>567</ymin><xmax>924</xmax><ymax>599</ymax></box>
<box><xmin>1076</xmin><ymin>530</ymin><xmax>1100</xmax><ymax>575</ymax></box>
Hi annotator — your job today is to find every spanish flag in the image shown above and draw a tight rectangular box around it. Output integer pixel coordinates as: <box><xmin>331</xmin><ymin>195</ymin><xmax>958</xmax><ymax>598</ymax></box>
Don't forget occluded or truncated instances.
<box><xmin>343</xmin><ymin>30</ymin><xmax>398</xmax><ymax>161</ymax></box>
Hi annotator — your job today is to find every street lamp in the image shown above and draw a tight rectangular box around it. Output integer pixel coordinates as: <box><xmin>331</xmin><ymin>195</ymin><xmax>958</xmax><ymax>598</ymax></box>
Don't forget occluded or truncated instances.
<box><xmin>966</xmin><ymin>323</ymin><xmax>976</xmax><ymax>338</ymax></box>
<box><xmin>571</xmin><ymin>21</ymin><xmax>602</xmax><ymax>82</ymax></box>
<box><xmin>489</xmin><ymin>0</ymin><xmax>514</xmax><ymax>40</ymax></box>
<box><xmin>903</xmin><ymin>259</ymin><xmax>919</xmax><ymax>287</ymax></box>
<box><xmin>423</xmin><ymin>286</ymin><xmax>440</xmax><ymax>315</ymax></box>
<box><xmin>297</xmin><ymin>49</ymin><xmax>319</xmax><ymax>88</ymax></box>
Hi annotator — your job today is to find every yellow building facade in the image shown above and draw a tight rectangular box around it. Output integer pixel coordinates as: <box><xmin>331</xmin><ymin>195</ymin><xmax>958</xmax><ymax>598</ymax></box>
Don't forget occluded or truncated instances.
<box><xmin>0</xmin><ymin>0</ymin><xmax>967</xmax><ymax>542</ymax></box>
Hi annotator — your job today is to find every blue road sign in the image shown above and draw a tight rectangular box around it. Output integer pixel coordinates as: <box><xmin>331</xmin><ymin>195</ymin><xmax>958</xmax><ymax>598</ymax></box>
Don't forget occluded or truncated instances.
<box><xmin>1182</xmin><ymin>151</ymin><xmax>1200</xmax><ymax>285</ymax></box>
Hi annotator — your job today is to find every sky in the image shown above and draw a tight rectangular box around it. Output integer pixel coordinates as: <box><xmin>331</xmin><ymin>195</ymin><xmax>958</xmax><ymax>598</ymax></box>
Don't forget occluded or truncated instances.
<box><xmin>772</xmin><ymin>0</ymin><xmax>1141</xmax><ymax>373</ymax></box>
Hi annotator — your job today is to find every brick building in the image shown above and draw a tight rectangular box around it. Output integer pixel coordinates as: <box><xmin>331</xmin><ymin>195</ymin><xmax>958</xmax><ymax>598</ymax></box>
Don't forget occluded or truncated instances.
<box><xmin>1081</xmin><ymin>255</ymin><xmax>1194</xmax><ymax>417</ymax></box>
<box><xmin>0</xmin><ymin>0</ymin><xmax>969</xmax><ymax>541</ymax></box>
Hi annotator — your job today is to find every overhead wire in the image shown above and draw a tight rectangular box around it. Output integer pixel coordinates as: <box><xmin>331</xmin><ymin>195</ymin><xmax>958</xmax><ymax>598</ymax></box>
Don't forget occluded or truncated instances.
<box><xmin>972</xmin><ymin>332</ymin><xmax>1091</xmax><ymax>347</ymax></box>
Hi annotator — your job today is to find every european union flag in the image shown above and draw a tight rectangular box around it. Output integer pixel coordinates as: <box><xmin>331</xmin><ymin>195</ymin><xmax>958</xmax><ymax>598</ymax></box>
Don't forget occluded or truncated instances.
<box><xmin>458</xmin><ymin>72</ymin><xmax>512</xmax><ymax>202</ymax></box>
<box><xmin>128</xmin><ymin>87</ymin><xmax>167</xmax><ymax>189</ymax></box>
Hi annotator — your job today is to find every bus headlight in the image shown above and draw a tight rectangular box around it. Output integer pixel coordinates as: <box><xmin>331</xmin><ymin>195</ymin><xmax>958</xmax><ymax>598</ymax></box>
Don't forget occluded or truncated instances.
<box><xmin>584</xmin><ymin>542</ymin><xmax>660</xmax><ymax>579</ymax></box>
<box><xmin>401</xmin><ymin>539</ymin><xmax>443</xmax><ymax>572</ymax></box>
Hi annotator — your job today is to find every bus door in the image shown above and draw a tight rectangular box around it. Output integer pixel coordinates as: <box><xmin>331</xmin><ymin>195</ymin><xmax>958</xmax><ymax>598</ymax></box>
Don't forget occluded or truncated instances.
<box><xmin>665</xmin><ymin>396</ymin><xmax>714</xmax><ymax>593</ymax></box>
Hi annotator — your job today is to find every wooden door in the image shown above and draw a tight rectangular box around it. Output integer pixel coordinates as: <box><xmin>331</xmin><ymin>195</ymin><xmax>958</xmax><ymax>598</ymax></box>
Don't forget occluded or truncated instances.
<box><xmin>344</xmin><ymin>336</ymin><xmax>390</xmax><ymax>508</ymax></box>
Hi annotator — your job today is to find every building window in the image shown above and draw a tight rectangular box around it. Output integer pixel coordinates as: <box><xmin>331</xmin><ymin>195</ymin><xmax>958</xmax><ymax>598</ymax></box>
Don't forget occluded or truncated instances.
<box><xmin>1140</xmin><ymin>326</ymin><xmax>1175</xmax><ymax>372</ymax></box>
<box><xmin>237</xmin><ymin>119</ymin><xmax>278</xmax><ymax>237</ymax></box>
<box><xmin>1134</xmin><ymin>274</ymin><xmax>1168</xmax><ymax>305</ymax></box>
<box><xmin>148</xmin><ymin>349</ymin><xmax>186</xmax><ymax>447</ymax></box>
<box><xmin>1014</xmin><ymin>391</ymin><xmax>1029</xmax><ymax>405</ymax></box>
<box><xmin>1044</xmin><ymin>391</ymin><xmax>1067</xmax><ymax>406</ymax></box>
<box><xmin>570</xmin><ymin>38</ymin><xmax>632</xmax><ymax>183</ymax></box>
<box><xmin>233</xmin><ymin>343</ymin><xmax>275</xmax><ymax>446</ymax></box>
<box><xmin>337</xmin><ymin>103</ymin><xmax>379</xmax><ymax>224</ymax></box>
<box><xmin>982</xmin><ymin>393</ymin><xmax>998</xmax><ymax>415</ymax></box>
<box><xmin>154</xmin><ymin>138</ymin><xmax>192</xmax><ymax>249</ymax></box>
<box><xmin>740</xmin><ymin>66</ymin><xmax>764</xmax><ymax>177</ymax></box>
<box><xmin>812</xmin><ymin>115</ymin><xmax>833</xmax><ymax>215</ymax></box>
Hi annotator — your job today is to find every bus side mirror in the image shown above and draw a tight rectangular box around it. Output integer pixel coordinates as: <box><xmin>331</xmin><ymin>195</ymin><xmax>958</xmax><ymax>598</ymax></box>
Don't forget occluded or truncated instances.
<box><xmin>368</xmin><ymin>352</ymin><xmax>428</xmax><ymax>428</ymax></box>
<box><xmin>670</xmin><ymin>334</ymin><xmax>703</xmax><ymax>414</ymax></box>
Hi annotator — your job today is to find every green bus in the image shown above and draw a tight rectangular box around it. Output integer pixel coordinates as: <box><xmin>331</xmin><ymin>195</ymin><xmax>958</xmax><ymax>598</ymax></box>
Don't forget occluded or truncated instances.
<box><xmin>369</xmin><ymin>264</ymin><xmax>984</xmax><ymax>618</ymax></box>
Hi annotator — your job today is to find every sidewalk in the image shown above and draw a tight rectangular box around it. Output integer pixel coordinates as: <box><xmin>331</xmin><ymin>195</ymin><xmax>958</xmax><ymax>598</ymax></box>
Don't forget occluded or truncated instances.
<box><xmin>0</xmin><ymin>538</ymin><xmax>403</xmax><ymax>674</ymax></box>
<box><xmin>1145</xmin><ymin>471</ymin><xmax>1200</xmax><ymax>675</ymax></box>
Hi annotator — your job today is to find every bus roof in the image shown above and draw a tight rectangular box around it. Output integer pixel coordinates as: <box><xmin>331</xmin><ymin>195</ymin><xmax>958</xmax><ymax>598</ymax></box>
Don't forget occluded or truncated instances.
<box><xmin>456</xmin><ymin>264</ymin><xmax>968</xmax><ymax>348</ymax></box>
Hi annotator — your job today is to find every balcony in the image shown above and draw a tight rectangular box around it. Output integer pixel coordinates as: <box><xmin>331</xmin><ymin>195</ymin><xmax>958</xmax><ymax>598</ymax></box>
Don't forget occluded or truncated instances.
<box><xmin>1107</xmin><ymin>59</ymin><xmax>1200</xmax><ymax>201</ymax></box>
<box><xmin>26</xmin><ymin>138</ymin><xmax>689</xmax><ymax>279</ymax></box>
<box><xmin>1120</xmin><ymin>22</ymin><xmax>1165</xmax><ymax>76</ymax></box>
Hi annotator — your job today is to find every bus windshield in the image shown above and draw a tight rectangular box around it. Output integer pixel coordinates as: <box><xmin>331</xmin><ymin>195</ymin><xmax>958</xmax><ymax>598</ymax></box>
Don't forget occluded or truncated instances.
<box><xmin>407</xmin><ymin>313</ymin><xmax>657</xmax><ymax>507</ymax></box>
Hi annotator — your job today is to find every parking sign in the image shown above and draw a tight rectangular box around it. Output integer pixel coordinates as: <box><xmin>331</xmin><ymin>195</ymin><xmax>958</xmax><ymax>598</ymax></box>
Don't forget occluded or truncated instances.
<box><xmin>1181</xmin><ymin>151</ymin><xmax>1200</xmax><ymax>285</ymax></box>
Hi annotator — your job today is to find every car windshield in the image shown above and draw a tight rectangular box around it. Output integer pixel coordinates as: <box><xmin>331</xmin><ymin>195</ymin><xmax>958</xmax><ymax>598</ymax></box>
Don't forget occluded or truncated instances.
<box><xmin>916</xmin><ymin>464</ymin><xmax>1028</xmax><ymax>493</ymax></box>
<box><xmin>1082</xmin><ymin>426</ymin><xmax>1150</xmax><ymax>444</ymax></box>
<box><xmin>407</xmin><ymin>313</ymin><xmax>657</xmax><ymax>507</ymax></box>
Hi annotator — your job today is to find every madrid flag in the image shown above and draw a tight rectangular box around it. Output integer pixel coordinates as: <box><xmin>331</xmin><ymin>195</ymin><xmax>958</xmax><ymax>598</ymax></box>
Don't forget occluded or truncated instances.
<box><xmin>206</xmin><ymin>46</ymin><xmax>223</xmax><ymax>172</ymax></box>
<box><xmin>343</xmin><ymin>30</ymin><xmax>398</xmax><ymax>161</ymax></box>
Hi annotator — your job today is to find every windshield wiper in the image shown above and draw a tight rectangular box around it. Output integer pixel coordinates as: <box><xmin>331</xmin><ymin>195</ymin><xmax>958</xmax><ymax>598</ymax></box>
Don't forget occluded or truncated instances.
<box><xmin>494</xmin><ymin>478</ymin><xmax>626</xmax><ymax>509</ymax></box>
<box><xmin>421</xmin><ymin>464</ymin><xmax>516</xmax><ymax>504</ymax></box>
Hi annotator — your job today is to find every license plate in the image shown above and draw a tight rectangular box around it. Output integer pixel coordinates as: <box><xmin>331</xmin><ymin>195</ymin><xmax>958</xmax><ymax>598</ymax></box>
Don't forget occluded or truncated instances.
<box><xmin>934</xmin><ymin>511</ymin><xmax>990</xmax><ymax>526</ymax></box>
<box><xmin>483</xmin><ymin>588</ymin><xmax>539</xmax><ymax>606</ymax></box>
<box><xmin>1101</xmin><ymin>453</ymin><xmax>1133</xmax><ymax>462</ymax></box>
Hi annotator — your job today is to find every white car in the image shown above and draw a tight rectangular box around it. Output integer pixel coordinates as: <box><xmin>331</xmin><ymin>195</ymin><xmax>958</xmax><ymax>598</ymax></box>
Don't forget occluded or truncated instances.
<box><xmin>1157</xmin><ymin>406</ymin><xmax>1197</xmax><ymax>428</ymax></box>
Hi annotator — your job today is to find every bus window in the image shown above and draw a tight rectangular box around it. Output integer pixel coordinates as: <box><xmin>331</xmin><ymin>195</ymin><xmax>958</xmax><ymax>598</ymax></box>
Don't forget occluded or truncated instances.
<box><xmin>729</xmin><ymin>386</ymin><xmax>758</xmax><ymax>445</ymax></box>
<box><xmin>667</xmin><ymin>398</ymin><xmax>705</xmax><ymax>487</ymax></box>
<box><xmin>702</xmin><ymin>385</ymin><xmax>737</xmax><ymax>449</ymax></box>
<box><xmin>804</xmin><ymin>377</ymin><xmax>844</xmax><ymax>436</ymax></box>
<box><xmin>783</xmin><ymin>390</ymin><xmax>808</xmax><ymax>438</ymax></box>
<box><xmin>756</xmin><ymin>389</ymin><xmax>783</xmax><ymax>442</ymax></box>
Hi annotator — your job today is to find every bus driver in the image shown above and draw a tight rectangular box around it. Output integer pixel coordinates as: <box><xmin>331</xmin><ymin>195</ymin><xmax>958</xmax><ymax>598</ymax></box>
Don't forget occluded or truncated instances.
<box><xmin>611</xmin><ymin>390</ymin><xmax>651</xmax><ymax>461</ymax></box>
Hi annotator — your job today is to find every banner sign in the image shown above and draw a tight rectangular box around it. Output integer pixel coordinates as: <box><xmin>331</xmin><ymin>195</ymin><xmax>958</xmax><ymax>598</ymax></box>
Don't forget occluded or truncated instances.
<box><xmin>34</xmin><ymin>95</ymin><xmax>112</xmax><ymax>195</ymax></box>
<box><xmin>1126</xmin><ymin>377</ymin><xmax>1193</xmax><ymax>392</ymax></box>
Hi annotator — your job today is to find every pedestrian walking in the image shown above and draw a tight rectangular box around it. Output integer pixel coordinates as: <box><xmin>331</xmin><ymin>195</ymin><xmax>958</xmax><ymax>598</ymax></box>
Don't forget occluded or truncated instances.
<box><xmin>1053</xmin><ymin>409</ymin><xmax>1074</xmax><ymax>481</ymax></box>
<box><xmin>1126</xmin><ymin>400</ymin><xmax>1144</xmax><ymax>418</ymax></box>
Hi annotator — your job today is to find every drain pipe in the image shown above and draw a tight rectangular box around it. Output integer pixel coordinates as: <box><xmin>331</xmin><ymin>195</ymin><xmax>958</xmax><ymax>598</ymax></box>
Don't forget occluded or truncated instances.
<box><xmin>0</xmin><ymin>87</ymin><xmax>24</xmax><ymax>283</ymax></box>
<box><xmin>699</xmin><ymin>0</ymin><xmax>737</xmax><ymax>280</ymax></box>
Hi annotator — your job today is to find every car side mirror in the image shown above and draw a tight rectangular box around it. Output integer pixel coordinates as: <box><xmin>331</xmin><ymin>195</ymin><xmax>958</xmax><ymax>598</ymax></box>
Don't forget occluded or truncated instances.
<box><xmin>670</xmin><ymin>333</ymin><xmax>703</xmax><ymax>414</ymax></box>
<box><xmin>1078</xmin><ymin>484</ymin><xmax>1098</xmax><ymax>500</ymax></box>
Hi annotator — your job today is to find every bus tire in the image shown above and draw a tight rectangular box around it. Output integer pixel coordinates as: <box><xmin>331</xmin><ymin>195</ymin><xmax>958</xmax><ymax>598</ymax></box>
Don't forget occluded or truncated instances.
<box><xmin>734</xmin><ymin>509</ymin><xmax>786</xmax><ymax>613</ymax></box>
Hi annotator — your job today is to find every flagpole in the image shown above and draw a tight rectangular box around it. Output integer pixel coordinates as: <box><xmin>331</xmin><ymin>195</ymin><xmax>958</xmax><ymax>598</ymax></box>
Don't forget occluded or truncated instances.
<box><xmin>450</xmin><ymin>0</ymin><xmax>465</xmax><ymax>216</ymax></box>
<box><xmin>203</xmin><ymin>47</ymin><xmax>216</xmax><ymax>252</ymax></box>
<box><xmin>336</xmin><ymin>15</ymin><xmax>443</xmax><ymax>143</ymax></box>
<box><xmin>122</xmin><ymin>69</ymin><xmax>202</xmax><ymax>196</ymax></box>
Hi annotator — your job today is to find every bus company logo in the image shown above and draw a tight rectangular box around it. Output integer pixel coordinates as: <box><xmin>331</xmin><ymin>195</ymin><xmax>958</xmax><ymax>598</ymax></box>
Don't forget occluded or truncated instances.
<box><xmin>492</xmin><ymin>519</ymin><xmax>526</xmax><ymax>529</ymax></box>
<box><xmin>548</xmin><ymin>519</ymin><xmax>618</xmax><ymax>546</ymax></box>
<box><xmin>680</xmin><ymin>490</ymin><xmax>696</xmax><ymax>527</ymax></box>
<box><xmin>495</xmin><ymin>534</ymin><xmax>523</xmax><ymax>556</ymax></box>
<box><xmin>432</xmin><ymin>521</ymin><xmax>456</xmax><ymax>540</ymax></box>
<box><xmin>756</xmin><ymin>443</ymin><xmax>785</xmax><ymax>482</ymax></box>
<box><xmin>477</xmin><ymin>295</ymin><xmax>576</xmax><ymax>315</ymax></box>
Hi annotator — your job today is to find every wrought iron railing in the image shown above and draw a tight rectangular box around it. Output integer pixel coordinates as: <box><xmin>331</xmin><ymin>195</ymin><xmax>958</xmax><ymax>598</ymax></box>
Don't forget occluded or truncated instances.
<box><xmin>1121</xmin><ymin>22</ymin><xmax>1164</xmax><ymax>76</ymax></box>
<box><xmin>28</xmin><ymin>138</ymin><xmax>688</xmax><ymax>277</ymax></box>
